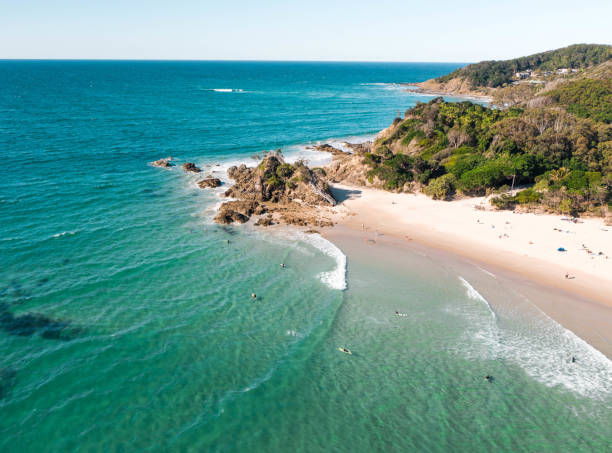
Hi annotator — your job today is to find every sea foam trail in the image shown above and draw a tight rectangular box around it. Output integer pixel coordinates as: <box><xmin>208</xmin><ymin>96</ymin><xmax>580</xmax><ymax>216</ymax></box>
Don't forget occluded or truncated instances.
<box><xmin>306</xmin><ymin>233</ymin><xmax>347</xmax><ymax>291</ymax></box>
<box><xmin>456</xmin><ymin>277</ymin><xmax>612</xmax><ymax>399</ymax></box>
<box><xmin>278</xmin><ymin>230</ymin><xmax>347</xmax><ymax>291</ymax></box>
<box><xmin>459</xmin><ymin>277</ymin><xmax>496</xmax><ymax>318</ymax></box>
<box><xmin>209</xmin><ymin>88</ymin><xmax>244</xmax><ymax>93</ymax></box>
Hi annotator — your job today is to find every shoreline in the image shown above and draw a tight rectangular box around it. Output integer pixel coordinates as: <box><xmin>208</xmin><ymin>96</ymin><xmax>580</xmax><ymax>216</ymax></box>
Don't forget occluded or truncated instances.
<box><xmin>402</xmin><ymin>83</ymin><xmax>493</xmax><ymax>103</ymax></box>
<box><xmin>322</xmin><ymin>183</ymin><xmax>612</xmax><ymax>358</ymax></box>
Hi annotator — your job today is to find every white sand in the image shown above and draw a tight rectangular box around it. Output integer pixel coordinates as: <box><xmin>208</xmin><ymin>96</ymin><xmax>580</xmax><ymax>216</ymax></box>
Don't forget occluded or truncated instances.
<box><xmin>329</xmin><ymin>183</ymin><xmax>612</xmax><ymax>307</ymax></box>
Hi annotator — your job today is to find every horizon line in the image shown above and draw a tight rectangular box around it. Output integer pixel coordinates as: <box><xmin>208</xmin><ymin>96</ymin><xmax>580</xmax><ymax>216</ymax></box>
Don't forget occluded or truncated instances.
<box><xmin>0</xmin><ymin>58</ymin><xmax>471</xmax><ymax>64</ymax></box>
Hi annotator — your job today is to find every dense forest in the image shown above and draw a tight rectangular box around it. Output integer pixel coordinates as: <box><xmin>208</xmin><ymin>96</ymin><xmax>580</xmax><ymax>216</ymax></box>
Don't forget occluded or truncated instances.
<box><xmin>543</xmin><ymin>79</ymin><xmax>612</xmax><ymax>123</ymax></box>
<box><xmin>363</xmin><ymin>97</ymin><xmax>611</xmax><ymax>216</ymax></box>
<box><xmin>436</xmin><ymin>44</ymin><xmax>611</xmax><ymax>88</ymax></box>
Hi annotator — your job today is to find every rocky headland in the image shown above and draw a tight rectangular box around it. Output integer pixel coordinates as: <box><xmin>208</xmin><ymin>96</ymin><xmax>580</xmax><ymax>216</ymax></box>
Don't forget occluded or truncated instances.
<box><xmin>214</xmin><ymin>153</ymin><xmax>337</xmax><ymax>227</ymax></box>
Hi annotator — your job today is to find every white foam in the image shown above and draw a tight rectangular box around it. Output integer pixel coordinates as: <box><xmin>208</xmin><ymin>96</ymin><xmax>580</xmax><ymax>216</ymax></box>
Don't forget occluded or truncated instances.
<box><xmin>307</xmin><ymin>233</ymin><xmax>347</xmax><ymax>291</ymax></box>
<box><xmin>52</xmin><ymin>231</ymin><xmax>77</xmax><ymax>238</ymax></box>
<box><xmin>459</xmin><ymin>277</ymin><xmax>496</xmax><ymax>318</ymax></box>
<box><xmin>454</xmin><ymin>278</ymin><xmax>612</xmax><ymax>399</ymax></box>
<box><xmin>280</xmin><ymin>229</ymin><xmax>347</xmax><ymax>291</ymax></box>
<box><xmin>282</xmin><ymin>133</ymin><xmax>375</xmax><ymax>168</ymax></box>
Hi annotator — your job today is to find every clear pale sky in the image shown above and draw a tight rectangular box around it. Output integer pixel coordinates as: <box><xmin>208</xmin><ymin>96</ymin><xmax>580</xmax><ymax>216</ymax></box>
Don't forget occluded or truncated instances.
<box><xmin>1</xmin><ymin>0</ymin><xmax>610</xmax><ymax>61</ymax></box>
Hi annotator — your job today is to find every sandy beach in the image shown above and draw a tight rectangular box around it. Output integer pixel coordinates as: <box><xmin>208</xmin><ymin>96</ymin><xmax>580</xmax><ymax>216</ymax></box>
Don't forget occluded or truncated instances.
<box><xmin>326</xmin><ymin>183</ymin><xmax>612</xmax><ymax>356</ymax></box>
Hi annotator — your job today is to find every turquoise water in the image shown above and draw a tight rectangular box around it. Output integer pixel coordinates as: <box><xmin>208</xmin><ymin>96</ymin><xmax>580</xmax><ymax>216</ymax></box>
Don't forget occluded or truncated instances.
<box><xmin>1</xmin><ymin>61</ymin><xmax>610</xmax><ymax>452</ymax></box>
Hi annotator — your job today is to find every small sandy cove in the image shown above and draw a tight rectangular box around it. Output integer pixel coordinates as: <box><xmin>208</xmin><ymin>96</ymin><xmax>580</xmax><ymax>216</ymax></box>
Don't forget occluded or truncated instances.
<box><xmin>329</xmin><ymin>184</ymin><xmax>612</xmax><ymax>308</ymax></box>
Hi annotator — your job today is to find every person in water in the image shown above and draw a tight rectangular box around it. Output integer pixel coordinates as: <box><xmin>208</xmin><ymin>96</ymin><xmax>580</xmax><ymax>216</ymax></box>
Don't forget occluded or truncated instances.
<box><xmin>485</xmin><ymin>375</ymin><xmax>493</xmax><ymax>382</ymax></box>
<box><xmin>571</xmin><ymin>356</ymin><xmax>576</xmax><ymax>363</ymax></box>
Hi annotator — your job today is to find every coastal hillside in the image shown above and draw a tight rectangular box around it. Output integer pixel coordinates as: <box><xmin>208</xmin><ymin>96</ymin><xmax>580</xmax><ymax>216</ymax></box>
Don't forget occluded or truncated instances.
<box><xmin>319</xmin><ymin>44</ymin><xmax>609</xmax><ymax>219</ymax></box>
<box><xmin>437</xmin><ymin>44</ymin><xmax>611</xmax><ymax>88</ymax></box>
<box><xmin>412</xmin><ymin>44</ymin><xmax>611</xmax><ymax>101</ymax></box>
<box><xmin>347</xmin><ymin>95</ymin><xmax>611</xmax><ymax>217</ymax></box>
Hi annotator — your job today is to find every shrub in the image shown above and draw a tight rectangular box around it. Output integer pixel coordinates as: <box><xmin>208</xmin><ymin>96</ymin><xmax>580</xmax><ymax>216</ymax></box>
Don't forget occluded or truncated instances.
<box><xmin>514</xmin><ymin>188</ymin><xmax>542</xmax><ymax>204</ymax></box>
<box><xmin>424</xmin><ymin>174</ymin><xmax>457</xmax><ymax>200</ymax></box>
<box><xmin>276</xmin><ymin>163</ymin><xmax>295</xmax><ymax>179</ymax></box>
<box><xmin>266</xmin><ymin>175</ymin><xmax>282</xmax><ymax>188</ymax></box>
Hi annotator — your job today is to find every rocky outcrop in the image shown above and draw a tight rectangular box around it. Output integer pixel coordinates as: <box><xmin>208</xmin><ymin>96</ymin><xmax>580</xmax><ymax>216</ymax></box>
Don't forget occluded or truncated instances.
<box><xmin>151</xmin><ymin>157</ymin><xmax>173</xmax><ymax>168</ymax></box>
<box><xmin>213</xmin><ymin>201</ymin><xmax>266</xmax><ymax>224</ymax></box>
<box><xmin>406</xmin><ymin>78</ymin><xmax>493</xmax><ymax>101</ymax></box>
<box><xmin>197</xmin><ymin>178</ymin><xmax>222</xmax><ymax>188</ymax></box>
<box><xmin>312</xmin><ymin>144</ymin><xmax>348</xmax><ymax>155</ymax></box>
<box><xmin>344</xmin><ymin>142</ymin><xmax>371</xmax><ymax>155</ymax></box>
<box><xmin>254</xmin><ymin>215</ymin><xmax>274</xmax><ymax>226</ymax></box>
<box><xmin>325</xmin><ymin>153</ymin><xmax>373</xmax><ymax>187</ymax></box>
<box><xmin>215</xmin><ymin>154</ymin><xmax>337</xmax><ymax>226</ymax></box>
<box><xmin>224</xmin><ymin>155</ymin><xmax>336</xmax><ymax>207</ymax></box>
<box><xmin>183</xmin><ymin>162</ymin><xmax>201</xmax><ymax>173</ymax></box>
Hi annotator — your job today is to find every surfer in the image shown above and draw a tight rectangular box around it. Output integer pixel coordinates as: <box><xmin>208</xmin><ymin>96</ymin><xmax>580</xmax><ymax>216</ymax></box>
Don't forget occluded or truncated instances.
<box><xmin>251</xmin><ymin>293</ymin><xmax>257</xmax><ymax>299</ymax></box>
<box><xmin>280</xmin><ymin>263</ymin><xmax>285</xmax><ymax>268</ymax></box>
<box><xmin>485</xmin><ymin>375</ymin><xmax>493</xmax><ymax>382</ymax></box>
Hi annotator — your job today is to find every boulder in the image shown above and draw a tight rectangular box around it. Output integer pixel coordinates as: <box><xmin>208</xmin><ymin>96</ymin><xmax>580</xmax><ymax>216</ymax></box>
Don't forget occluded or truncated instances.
<box><xmin>214</xmin><ymin>210</ymin><xmax>249</xmax><ymax>224</ymax></box>
<box><xmin>213</xmin><ymin>201</ymin><xmax>265</xmax><ymax>224</ymax></box>
<box><xmin>183</xmin><ymin>162</ymin><xmax>201</xmax><ymax>173</ymax></box>
<box><xmin>254</xmin><ymin>215</ymin><xmax>274</xmax><ymax>227</ymax></box>
<box><xmin>197</xmin><ymin>178</ymin><xmax>222</xmax><ymax>189</ymax></box>
<box><xmin>151</xmin><ymin>157</ymin><xmax>172</xmax><ymax>168</ymax></box>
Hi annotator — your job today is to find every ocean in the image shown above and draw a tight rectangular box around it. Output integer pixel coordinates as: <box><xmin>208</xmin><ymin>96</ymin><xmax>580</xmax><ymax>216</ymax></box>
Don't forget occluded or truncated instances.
<box><xmin>0</xmin><ymin>61</ymin><xmax>610</xmax><ymax>452</ymax></box>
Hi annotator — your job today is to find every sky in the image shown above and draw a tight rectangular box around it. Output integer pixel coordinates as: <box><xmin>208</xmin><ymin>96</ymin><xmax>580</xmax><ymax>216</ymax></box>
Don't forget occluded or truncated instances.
<box><xmin>0</xmin><ymin>0</ymin><xmax>610</xmax><ymax>62</ymax></box>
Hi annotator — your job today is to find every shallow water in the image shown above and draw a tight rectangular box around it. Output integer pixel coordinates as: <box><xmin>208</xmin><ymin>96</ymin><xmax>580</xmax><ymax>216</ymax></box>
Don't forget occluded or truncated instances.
<box><xmin>1</xmin><ymin>61</ymin><xmax>610</xmax><ymax>452</ymax></box>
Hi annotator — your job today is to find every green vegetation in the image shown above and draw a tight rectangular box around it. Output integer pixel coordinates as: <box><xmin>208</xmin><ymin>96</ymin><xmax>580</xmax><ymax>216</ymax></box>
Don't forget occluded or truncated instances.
<box><xmin>423</xmin><ymin>174</ymin><xmax>456</xmax><ymax>200</ymax></box>
<box><xmin>543</xmin><ymin>79</ymin><xmax>612</xmax><ymax>123</ymax></box>
<box><xmin>437</xmin><ymin>44</ymin><xmax>611</xmax><ymax>88</ymax></box>
<box><xmin>363</xmin><ymin>97</ymin><xmax>612</xmax><ymax>215</ymax></box>
<box><xmin>275</xmin><ymin>163</ymin><xmax>295</xmax><ymax>178</ymax></box>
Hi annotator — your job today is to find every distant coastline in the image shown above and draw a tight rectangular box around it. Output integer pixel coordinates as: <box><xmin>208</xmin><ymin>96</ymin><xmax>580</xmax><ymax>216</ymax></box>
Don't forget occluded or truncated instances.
<box><xmin>402</xmin><ymin>83</ymin><xmax>494</xmax><ymax>103</ymax></box>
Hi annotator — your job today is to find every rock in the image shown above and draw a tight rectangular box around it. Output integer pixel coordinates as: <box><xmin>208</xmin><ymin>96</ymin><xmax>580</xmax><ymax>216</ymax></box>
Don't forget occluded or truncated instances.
<box><xmin>151</xmin><ymin>157</ymin><xmax>172</xmax><ymax>168</ymax></box>
<box><xmin>214</xmin><ymin>210</ymin><xmax>249</xmax><ymax>224</ymax></box>
<box><xmin>344</xmin><ymin>142</ymin><xmax>372</xmax><ymax>155</ymax></box>
<box><xmin>213</xmin><ymin>201</ymin><xmax>265</xmax><ymax>224</ymax></box>
<box><xmin>197</xmin><ymin>178</ymin><xmax>222</xmax><ymax>189</ymax></box>
<box><xmin>183</xmin><ymin>162</ymin><xmax>201</xmax><ymax>173</ymax></box>
<box><xmin>214</xmin><ymin>154</ymin><xmax>336</xmax><ymax>227</ymax></box>
<box><xmin>254</xmin><ymin>215</ymin><xmax>274</xmax><ymax>226</ymax></box>
<box><xmin>313</xmin><ymin>144</ymin><xmax>347</xmax><ymax>155</ymax></box>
